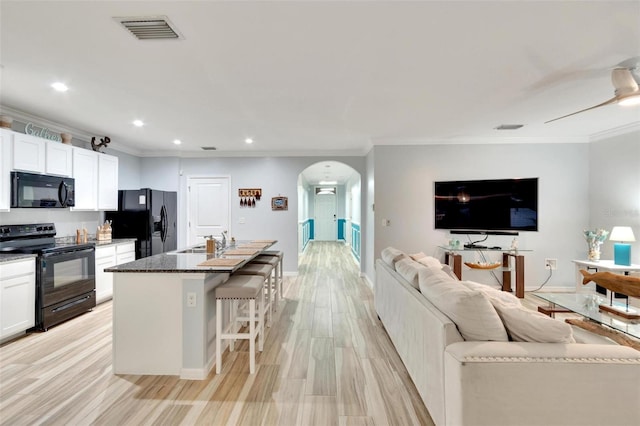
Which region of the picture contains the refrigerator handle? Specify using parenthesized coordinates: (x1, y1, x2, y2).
(160, 205, 167, 243)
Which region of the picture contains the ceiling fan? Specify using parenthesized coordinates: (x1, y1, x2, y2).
(545, 65, 640, 123)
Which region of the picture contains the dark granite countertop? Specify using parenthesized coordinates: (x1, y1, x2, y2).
(93, 238, 137, 248)
(0, 253, 37, 264)
(105, 240, 276, 273)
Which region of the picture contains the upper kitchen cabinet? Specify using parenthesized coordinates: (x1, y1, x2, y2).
(98, 154, 118, 210)
(72, 147, 118, 211)
(12, 133, 45, 173)
(72, 147, 98, 210)
(0, 130, 12, 211)
(45, 140, 73, 177)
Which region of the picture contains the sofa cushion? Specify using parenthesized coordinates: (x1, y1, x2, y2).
(395, 258, 427, 289)
(381, 247, 408, 269)
(491, 298, 575, 343)
(419, 279, 509, 342)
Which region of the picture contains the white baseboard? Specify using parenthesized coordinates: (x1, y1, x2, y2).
(361, 272, 374, 290)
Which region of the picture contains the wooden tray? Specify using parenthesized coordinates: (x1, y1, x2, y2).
(464, 261, 502, 270)
(223, 249, 260, 256)
(251, 239, 276, 244)
(197, 258, 244, 267)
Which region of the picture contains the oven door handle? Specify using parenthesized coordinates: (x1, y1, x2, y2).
(58, 181, 69, 207)
(42, 247, 95, 259)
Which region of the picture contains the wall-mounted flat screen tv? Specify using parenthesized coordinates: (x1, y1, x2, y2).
(434, 177, 538, 232)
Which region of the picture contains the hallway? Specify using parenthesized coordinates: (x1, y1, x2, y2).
(0, 241, 433, 425)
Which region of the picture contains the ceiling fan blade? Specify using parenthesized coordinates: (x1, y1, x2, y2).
(544, 96, 618, 124)
(612, 68, 639, 95)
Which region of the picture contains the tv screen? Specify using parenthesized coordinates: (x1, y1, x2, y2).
(434, 178, 538, 232)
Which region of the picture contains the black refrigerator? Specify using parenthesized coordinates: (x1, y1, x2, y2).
(105, 189, 177, 259)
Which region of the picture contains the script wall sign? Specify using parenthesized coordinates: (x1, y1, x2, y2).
(25, 122, 61, 142)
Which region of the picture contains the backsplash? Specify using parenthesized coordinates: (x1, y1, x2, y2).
(0, 210, 102, 239)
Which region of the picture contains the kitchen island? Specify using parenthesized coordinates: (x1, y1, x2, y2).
(106, 241, 275, 379)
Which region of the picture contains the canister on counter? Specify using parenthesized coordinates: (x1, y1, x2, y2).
(206, 237, 216, 254)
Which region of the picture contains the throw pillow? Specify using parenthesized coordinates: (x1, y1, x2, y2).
(460, 280, 521, 306)
(416, 256, 442, 269)
(419, 280, 509, 341)
(395, 258, 427, 290)
(417, 265, 455, 289)
(441, 264, 460, 281)
(409, 251, 427, 261)
(381, 247, 408, 269)
(490, 298, 575, 343)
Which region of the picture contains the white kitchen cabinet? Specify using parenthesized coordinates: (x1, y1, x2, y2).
(72, 147, 98, 210)
(45, 140, 73, 177)
(98, 154, 118, 210)
(95, 246, 116, 303)
(116, 242, 136, 265)
(0, 130, 12, 211)
(72, 147, 118, 211)
(12, 133, 45, 173)
(0, 258, 36, 340)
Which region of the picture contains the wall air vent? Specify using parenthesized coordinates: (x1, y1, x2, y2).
(494, 124, 524, 130)
(201, 146, 217, 151)
(116, 16, 182, 40)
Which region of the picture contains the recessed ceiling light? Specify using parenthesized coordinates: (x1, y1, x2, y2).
(319, 180, 337, 185)
(51, 82, 68, 92)
(173, 139, 181, 145)
(133, 119, 144, 127)
(245, 138, 253, 144)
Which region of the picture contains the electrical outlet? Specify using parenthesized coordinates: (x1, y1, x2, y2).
(187, 292, 197, 307)
(545, 258, 557, 270)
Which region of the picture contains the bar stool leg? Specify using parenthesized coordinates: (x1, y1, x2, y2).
(259, 286, 264, 351)
(249, 299, 256, 374)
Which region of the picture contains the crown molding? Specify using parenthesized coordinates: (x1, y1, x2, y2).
(589, 121, 640, 142)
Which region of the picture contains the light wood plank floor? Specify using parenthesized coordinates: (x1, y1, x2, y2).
(0, 242, 435, 426)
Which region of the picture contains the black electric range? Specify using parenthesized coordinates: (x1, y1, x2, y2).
(0, 223, 96, 330)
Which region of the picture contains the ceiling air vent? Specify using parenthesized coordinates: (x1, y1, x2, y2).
(494, 124, 524, 130)
(116, 16, 182, 40)
(201, 146, 217, 151)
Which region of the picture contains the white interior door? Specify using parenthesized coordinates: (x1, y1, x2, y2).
(314, 193, 337, 241)
(187, 177, 230, 246)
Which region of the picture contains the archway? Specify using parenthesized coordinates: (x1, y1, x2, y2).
(297, 161, 362, 264)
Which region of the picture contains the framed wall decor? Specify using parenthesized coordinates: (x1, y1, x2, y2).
(271, 196, 288, 211)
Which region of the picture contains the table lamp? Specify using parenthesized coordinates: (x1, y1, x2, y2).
(609, 226, 636, 266)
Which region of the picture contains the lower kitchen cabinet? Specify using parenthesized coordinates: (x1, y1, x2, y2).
(95, 246, 116, 303)
(95, 242, 136, 303)
(0, 258, 35, 340)
(116, 242, 136, 265)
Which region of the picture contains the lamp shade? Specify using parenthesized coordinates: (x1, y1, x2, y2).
(609, 226, 636, 242)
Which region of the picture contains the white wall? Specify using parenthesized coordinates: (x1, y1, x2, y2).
(135, 155, 366, 273)
(363, 148, 375, 285)
(373, 142, 590, 290)
(589, 130, 640, 264)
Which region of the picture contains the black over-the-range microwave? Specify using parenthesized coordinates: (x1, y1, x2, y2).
(11, 171, 76, 208)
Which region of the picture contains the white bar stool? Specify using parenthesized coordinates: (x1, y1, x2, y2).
(261, 250, 284, 301)
(215, 275, 265, 374)
(233, 263, 274, 325)
(250, 255, 281, 310)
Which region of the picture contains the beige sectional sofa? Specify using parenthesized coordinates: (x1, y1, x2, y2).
(375, 247, 640, 426)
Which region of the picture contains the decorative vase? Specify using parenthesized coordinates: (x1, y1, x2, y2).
(0, 115, 13, 129)
(587, 240, 602, 261)
(60, 133, 72, 144)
